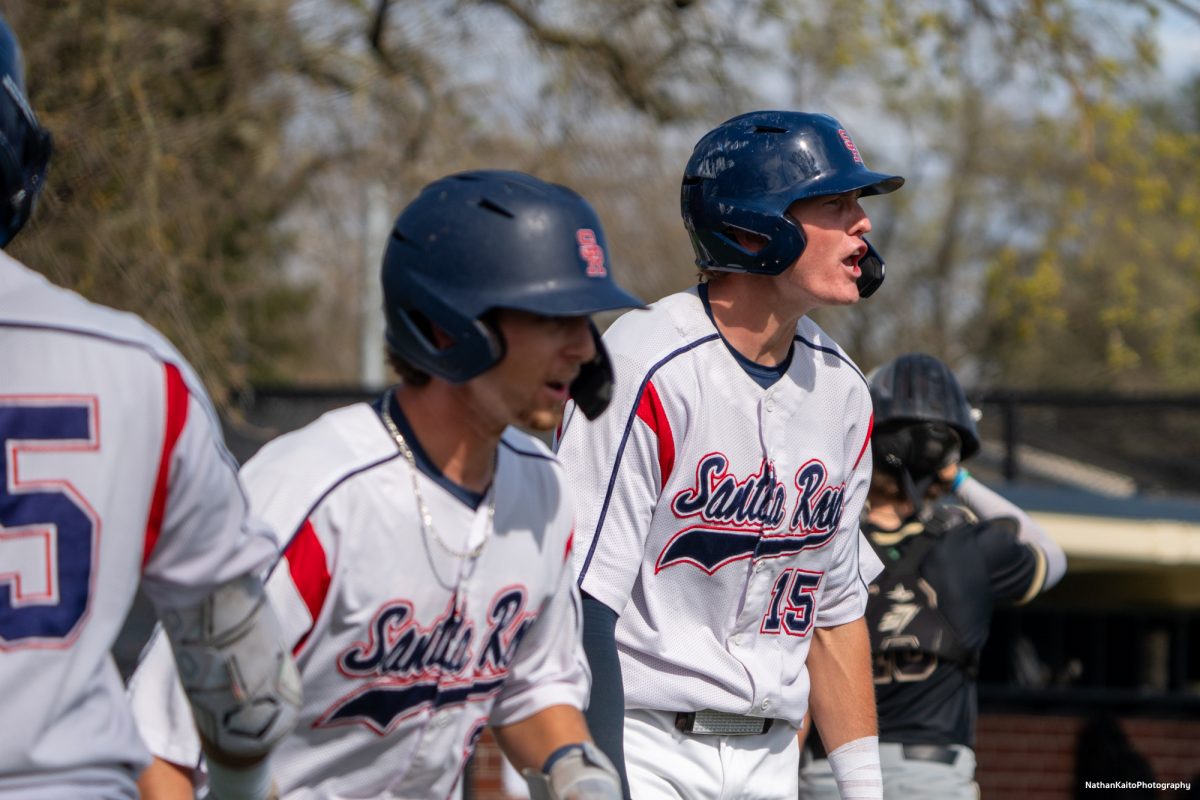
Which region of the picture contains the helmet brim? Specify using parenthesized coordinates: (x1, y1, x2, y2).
(487, 279, 646, 318)
(859, 172, 905, 196)
(803, 170, 905, 201)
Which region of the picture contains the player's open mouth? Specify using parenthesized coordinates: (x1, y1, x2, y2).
(843, 246, 866, 274)
(545, 380, 570, 400)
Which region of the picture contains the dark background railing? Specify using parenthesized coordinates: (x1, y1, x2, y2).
(971, 390, 1200, 496)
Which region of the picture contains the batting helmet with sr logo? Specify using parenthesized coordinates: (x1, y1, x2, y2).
(0, 16, 52, 248)
(681, 111, 903, 296)
(868, 353, 981, 510)
(382, 170, 644, 419)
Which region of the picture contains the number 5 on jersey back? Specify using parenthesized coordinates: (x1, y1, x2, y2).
(0, 398, 98, 647)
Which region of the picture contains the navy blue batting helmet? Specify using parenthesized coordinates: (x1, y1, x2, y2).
(0, 16, 51, 248)
(681, 111, 902, 296)
(382, 170, 643, 417)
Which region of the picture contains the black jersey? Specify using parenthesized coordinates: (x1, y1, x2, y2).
(865, 504, 1045, 747)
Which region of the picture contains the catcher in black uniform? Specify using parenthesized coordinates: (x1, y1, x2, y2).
(799, 353, 1067, 800)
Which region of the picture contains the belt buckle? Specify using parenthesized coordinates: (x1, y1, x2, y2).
(675, 710, 771, 736)
(900, 744, 958, 765)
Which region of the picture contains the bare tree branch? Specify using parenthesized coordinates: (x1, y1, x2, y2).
(479, 0, 684, 120)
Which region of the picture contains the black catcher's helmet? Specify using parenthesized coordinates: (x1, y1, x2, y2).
(382, 170, 643, 419)
(0, 16, 51, 248)
(681, 110, 903, 296)
(869, 353, 980, 508)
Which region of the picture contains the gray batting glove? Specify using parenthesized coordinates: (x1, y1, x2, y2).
(522, 742, 622, 800)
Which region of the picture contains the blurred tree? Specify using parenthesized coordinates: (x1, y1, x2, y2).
(6, 1, 323, 397)
(794, 0, 1175, 380)
(6, 0, 1195, 394)
(980, 85, 1200, 389)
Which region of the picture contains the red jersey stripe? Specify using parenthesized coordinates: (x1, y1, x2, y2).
(287, 518, 331, 655)
(635, 381, 676, 489)
(853, 413, 874, 471)
(142, 363, 190, 568)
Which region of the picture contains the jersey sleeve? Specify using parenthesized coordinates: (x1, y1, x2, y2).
(555, 347, 664, 616)
(975, 517, 1046, 605)
(126, 629, 203, 769)
(489, 541, 592, 727)
(857, 528, 884, 585)
(954, 473, 1066, 590)
(814, 392, 875, 628)
(139, 366, 278, 611)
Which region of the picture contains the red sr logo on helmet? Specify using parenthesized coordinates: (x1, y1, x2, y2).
(838, 130, 864, 165)
(576, 229, 607, 278)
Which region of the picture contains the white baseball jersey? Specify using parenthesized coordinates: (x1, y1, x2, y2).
(556, 286, 881, 728)
(130, 398, 590, 799)
(0, 253, 277, 799)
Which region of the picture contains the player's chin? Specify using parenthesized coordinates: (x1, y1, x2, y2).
(821, 285, 861, 307)
(521, 404, 566, 432)
(829, 274, 862, 305)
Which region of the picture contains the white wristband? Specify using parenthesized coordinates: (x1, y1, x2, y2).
(205, 757, 276, 800)
(826, 735, 882, 800)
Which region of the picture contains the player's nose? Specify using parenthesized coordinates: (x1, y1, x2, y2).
(849, 200, 872, 237)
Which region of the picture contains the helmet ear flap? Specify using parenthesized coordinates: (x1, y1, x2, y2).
(569, 321, 615, 421)
(682, 189, 808, 276)
(856, 240, 886, 298)
(384, 278, 504, 384)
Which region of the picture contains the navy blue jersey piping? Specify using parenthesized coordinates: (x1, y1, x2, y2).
(375, 391, 486, 509)
(1, 320, 178, 358)
(266, 448, 405, 579)
(578, 333, 721, 583)
(699, 283, 792, 389)
(794, 334, 867, 387)
(1, 319, 254, 505)
(501, 438, 557, 462)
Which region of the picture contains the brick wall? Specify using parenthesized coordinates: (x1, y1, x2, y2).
(976, 713, 1200, 799)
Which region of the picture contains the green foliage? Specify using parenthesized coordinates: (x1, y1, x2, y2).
(981, 97, 1200, 389)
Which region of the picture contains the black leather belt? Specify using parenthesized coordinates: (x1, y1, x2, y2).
(674, 711, 772, 736)
(901, 744, 958, 765)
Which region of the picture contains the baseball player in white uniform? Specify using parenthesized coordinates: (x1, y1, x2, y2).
(130, 171, 643, 800)
(0, 15, 300, 800)
(555, 111, 905, 800)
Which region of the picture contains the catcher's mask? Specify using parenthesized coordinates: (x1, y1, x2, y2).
(680, 110, 903, 296)
(0, 15, 51, 248)
(868, 353, 979, 514)
(382, 170, 643, 420)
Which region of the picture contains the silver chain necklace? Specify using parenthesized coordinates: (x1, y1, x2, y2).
(379, 397, 495, 560)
